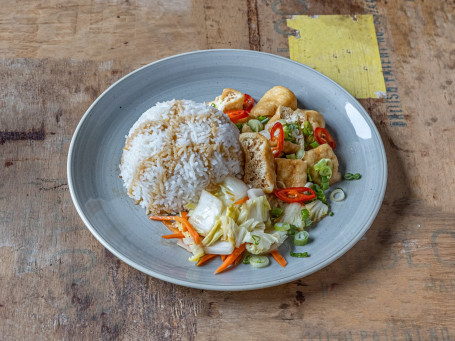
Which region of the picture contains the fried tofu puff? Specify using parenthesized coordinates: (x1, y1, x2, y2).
(207, 88, 244, 113)
(250, 86, 297, 118)
(275, 158, 308, 189)
(303, 144, 342, 185)
(239, 133, 276, 193)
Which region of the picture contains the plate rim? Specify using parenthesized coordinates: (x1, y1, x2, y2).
(67, 49, 387, 291)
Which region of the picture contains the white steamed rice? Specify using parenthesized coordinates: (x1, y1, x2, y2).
(120, 99, 244, 214)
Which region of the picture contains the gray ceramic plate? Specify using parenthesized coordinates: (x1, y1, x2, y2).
(68, 49, 387, 291)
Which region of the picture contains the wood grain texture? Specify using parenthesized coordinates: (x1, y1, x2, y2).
(1, 0, 455, 340)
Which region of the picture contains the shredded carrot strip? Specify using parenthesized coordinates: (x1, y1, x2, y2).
(181, 211, 188, 219)
(214, 244, 247, 274)
(233, 252, 244, 266)
(233, 196, 248, 205)
(197, 254, 217, 266)
(220, 255, 227, 261)
(270, 250, 287, 267)
(161, 233, 185, 239)
(150, 215, 201, 245)
(161, 221, 180, 234)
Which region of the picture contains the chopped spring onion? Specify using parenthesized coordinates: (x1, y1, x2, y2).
(330, 188, 346, 201)
(344, 173, 362, 180)
(329, 212, 334, 216)
(242, 254, 251, 264)
(321, 175, 330, 191)
(294, 231, 309, 246)
(249, 255, 270, 268)
(283, 123, 299, 143)
(296, 149, 305, 159)
(252, 235, 261, 245)
(303, 121, 313, 136)
(312, 183, 327, 203)
(258, 115, 267, 121)
(274, 222, 292, 232)
(314, 159, 333, 177)
(288, 224, 297, 235)
(270, 207, 284, 218)
(310, 141, 320, 148)
(247, 119, 263, 132)
(278, 119, 287, 126)
(290, 252, 309, 258)
(259, 117, 270, 124)
(307, 167, 313, 182)
(211, 103, 216, 107)
(286, 154, 296, 159)
(236, 123, 243, 132)
(300, 208, 312, 227)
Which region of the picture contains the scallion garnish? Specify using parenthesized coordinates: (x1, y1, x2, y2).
(247, 119, 263, 132)
(310, 141, 320, 148)
(290, 252, 309, 258)
(249, 255, 270, 268)
(252, 235, 261, 245)
(236, 123, 243, 132)
(307, 167, 313, 182)
(344, 173, 362, 180)
(321, 175, 330, 191)
(274, 222, 291, 232)
(302, 121, 313, 136)
(294, 231, 309, 246)
(329, 212, 334, 216)
(211, 103, 216, 107)
(258, 115, 267, 121)
(270, 207, 284, 218)
(242, 254, 251, 264)
(286, 154, 296, 159)
(330, 188, 346, 201)
(259, 117, 270, 124)
(300, 209, 312, 227)
(296, 149, 305, 159)
(312, 183, 327, 203)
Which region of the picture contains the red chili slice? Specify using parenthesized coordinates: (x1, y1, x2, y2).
(243, 94, 255, 112)
(226, 110, 249, 123)
(270, 122, 284, 158)
(314, 127, 336, 149)
(273, 187, 316, 203)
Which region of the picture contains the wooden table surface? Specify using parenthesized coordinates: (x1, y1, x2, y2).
(1, 0, 455, 340)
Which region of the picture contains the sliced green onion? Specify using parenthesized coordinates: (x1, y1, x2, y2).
(274, 222, 291, 232)
(344, 173, 362, 180)
(300, 209, 312, 227)
(310, 141, 320, 148)
(286, 154, 296, 159)
(236, 123, 243, 132)
(247, 119, 263, 132)
(294, 231, 309, 246)
(260, 117, 270, 124)
(321, 175, 330, 191)
(210, 103, 216, 107)
(303, 121, 313, 136)
(329, 212, 334, 216)
(242, 254, 251, 264)
(249, 255, 270, 268)
(307, 167, 313, 182)
(290, 252, 309, 258)
(252, 235, 261, 245)
(278, 119, 287, 125)
(312, 183, 327, 203)
(288, 224, 296, 235)
(330, 188, 346, 201)
(296, 149, 305, 159)
(270, 207, 284, 218)
(258, 115, 267, 121)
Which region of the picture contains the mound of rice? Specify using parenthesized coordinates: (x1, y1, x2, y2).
(120, 99, 244, 214)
